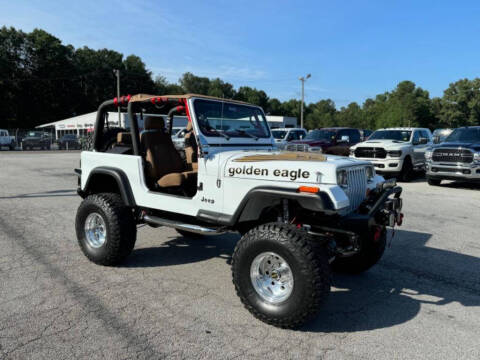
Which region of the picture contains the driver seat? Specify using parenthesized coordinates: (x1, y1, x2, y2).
(141, 117, 196, 189)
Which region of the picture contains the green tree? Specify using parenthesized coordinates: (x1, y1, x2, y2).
(122, 54, 155, 95)
(234, 86, 269, 109)
(440, 78, 480, 127)
(179, 72, 210, 94)
(305, 99, 337, 129)
(208, 78, 235, 98)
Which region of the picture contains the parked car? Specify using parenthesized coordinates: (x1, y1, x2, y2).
(21, 131, 51, 150)
(271, 128, 307, 149)
(432, 128, 453, 144)
(58, 134, 81, 150)
(350, 127, 433, 181)
(75, 93, 403, 329)
(288, 127, 362, 156)
(0, 129, 15, 150)
(360, 129, 373, 141)
(171, 126, 188, 150)
(426, 126, 480, 185)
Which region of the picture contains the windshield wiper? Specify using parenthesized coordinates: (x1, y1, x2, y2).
(233, 128, 259, 140)
(206, 126, 230, 140)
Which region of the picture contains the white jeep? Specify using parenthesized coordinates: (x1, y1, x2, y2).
(349, 127, 433, 181)
(75, 94, 403, 328)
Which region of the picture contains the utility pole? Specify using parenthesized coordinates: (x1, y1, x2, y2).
(113, 69, 121, 127)
(299, 74, 311, 129)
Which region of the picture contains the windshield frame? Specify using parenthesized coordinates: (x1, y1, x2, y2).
(368, 130, 413, 142)
(192, 98, 271, 140)
(444, 127, 480, 143)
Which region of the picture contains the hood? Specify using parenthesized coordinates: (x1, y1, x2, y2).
(352, 139, 410, 150)
(220, 150, 370, 185)
(432, 142, 480, 151)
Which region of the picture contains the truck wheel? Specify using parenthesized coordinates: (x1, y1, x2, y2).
(232, 222, 331, 328)
(399, 157, 413, 182)
(427, 178, 441, 186)
(332, 227, 386, 274)
(75, 193, 136, 265)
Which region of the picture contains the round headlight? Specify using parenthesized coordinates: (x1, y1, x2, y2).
(366, 166, 375, 181)
(474, 152, 480, 163)
(337, 170, 348, 187)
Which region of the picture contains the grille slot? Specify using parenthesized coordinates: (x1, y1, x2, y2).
(343, 167, 367, 213)
(354, 147, 387, 159)
(432, 148, 473, 163)
(285, 144, 309, 152)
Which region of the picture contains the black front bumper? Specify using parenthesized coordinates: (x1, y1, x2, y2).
(340, 181, 403, 234)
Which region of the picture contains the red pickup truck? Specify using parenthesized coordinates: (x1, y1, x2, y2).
(288, 127, 362, 156)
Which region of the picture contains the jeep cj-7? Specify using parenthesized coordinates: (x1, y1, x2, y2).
(75, 93, 403, 328)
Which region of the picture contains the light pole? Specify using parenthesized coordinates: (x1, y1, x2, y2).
(299, 73, 311, 129)
(113, 69, 121, 127)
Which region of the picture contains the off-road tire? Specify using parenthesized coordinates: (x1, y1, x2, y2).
(75, 193, 136, 265)
(176, 229, 204, 238)
(232, 222, 331, 328)
(399, 157, 413, 182)
(332, 227, 386, 274)
(427, 177, 441, 186)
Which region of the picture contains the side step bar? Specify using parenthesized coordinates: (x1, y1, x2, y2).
(142, 214, 227, 235)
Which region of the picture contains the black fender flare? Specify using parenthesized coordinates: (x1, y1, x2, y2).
(197, 186, 335, 226)
(83, 167, 136, 207)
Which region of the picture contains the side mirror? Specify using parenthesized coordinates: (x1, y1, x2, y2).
(433, 136, 440, 144)
(419, 137, 428, 145)
(338, 135, 350, 143)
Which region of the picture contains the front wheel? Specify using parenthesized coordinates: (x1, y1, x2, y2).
(75, 193, 137, 265)
(332, 227, 386, 274)
(427, 177, 441, 186)
(399, 157, 413, 182)
(232, 223, 331, 328)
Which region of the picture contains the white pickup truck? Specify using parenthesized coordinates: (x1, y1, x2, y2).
(0, 129, 16, 150)
(349, 127, 433, 181)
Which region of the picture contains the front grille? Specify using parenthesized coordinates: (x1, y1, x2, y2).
(432, 148, 473, 163)
(285, 143, 309, 152)
(354, 147, 387, 159)
(344, 167, 367, 213)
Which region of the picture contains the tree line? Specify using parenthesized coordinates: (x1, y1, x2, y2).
(1, 26, 479, 130)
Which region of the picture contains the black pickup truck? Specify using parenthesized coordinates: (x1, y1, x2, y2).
(21, 132, 51, 150)
(425, 126, 480, 185)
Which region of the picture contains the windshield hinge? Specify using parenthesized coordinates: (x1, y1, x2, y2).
(216, 179, 221, 188)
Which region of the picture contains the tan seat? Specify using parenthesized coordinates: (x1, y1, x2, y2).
(116, 132, 132, 146)
(141, 116, 196, 188)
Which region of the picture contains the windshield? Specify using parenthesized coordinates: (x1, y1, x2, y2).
(271, 130, 287, 139)
(305, 130, 335, 141)
(193, 99, 270, 138)
(369, 130, 412, 142)
(445, 128, 480, 143)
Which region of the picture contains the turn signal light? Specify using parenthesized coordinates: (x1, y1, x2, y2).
(298, 186, 319, 193)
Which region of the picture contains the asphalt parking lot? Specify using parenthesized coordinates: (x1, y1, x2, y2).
(0, 151, 479, 360)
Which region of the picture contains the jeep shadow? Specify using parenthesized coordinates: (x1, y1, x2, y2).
(303, 228, 480, 332)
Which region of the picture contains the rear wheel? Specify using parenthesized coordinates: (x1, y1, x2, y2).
(75, 193, 136, 265)
(232, 222, 331, 328)
(427, 177, 441, 186)
(399, 157, 413, 182)
(332, 227, 386, 274)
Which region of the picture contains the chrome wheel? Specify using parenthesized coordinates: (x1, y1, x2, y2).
(250, 252, 294, 304)
(84, 213, 107, 248)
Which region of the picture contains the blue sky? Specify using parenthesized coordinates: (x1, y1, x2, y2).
(1, 0, 480, 107)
